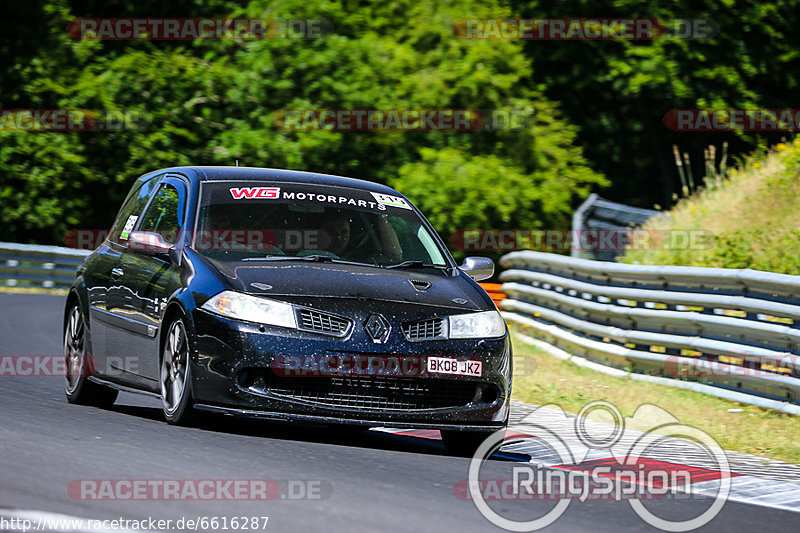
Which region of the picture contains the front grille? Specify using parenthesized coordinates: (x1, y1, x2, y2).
(257, 373, 482, 410)
(297, 309, 350, 336)
(402, 318, 445, 340)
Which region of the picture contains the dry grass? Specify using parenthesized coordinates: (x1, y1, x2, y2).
(0, 286, 68, 295)
(620, 138, 800, 273)
(510, 327, 800, 463)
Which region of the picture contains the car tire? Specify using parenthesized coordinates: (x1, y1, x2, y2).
(441, 429, 505, 457)
(160, 315, 195, 425)
(64, 302, 119, 408)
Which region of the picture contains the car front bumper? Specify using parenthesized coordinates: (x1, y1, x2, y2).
(189, 306, 512, 430)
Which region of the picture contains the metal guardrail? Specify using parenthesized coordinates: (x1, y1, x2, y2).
(0, 242, 90, 289)
(571, 193, 660, 261)
(499, 250, 800, 406)
(3, 240, 799, 407)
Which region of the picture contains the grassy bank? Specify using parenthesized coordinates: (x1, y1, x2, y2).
(510, 327, 799, 463)
(620, 138, 800, 273)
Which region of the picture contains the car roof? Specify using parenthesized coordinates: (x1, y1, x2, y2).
(147, 166, 402, 195)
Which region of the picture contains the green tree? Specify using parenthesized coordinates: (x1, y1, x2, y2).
(510, 0, 800, 207)
(0, 0, 606, 248)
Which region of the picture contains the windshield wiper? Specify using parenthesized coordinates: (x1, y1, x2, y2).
(243, 255, 379, 268)
(243, 254, 333, 262)
(384, 260, 449, 270)
(245, 255, 436, 270)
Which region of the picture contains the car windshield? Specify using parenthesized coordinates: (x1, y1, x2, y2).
(193, 180, 449, 268)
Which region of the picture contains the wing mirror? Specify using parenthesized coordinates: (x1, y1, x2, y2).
(128, 231, 174, 256)
(460, 256, 494, 281)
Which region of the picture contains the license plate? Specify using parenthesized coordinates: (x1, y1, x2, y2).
(427, 357, 482, 377)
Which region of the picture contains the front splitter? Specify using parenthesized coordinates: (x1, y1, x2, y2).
(193, 403, 507, 432)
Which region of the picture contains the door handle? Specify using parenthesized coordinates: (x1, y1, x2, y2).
(111, 267, 124, 279)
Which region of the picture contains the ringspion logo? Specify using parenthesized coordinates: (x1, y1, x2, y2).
(466, 401, 732, 531)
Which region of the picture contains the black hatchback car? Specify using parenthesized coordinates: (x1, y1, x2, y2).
(64, 166, 511, 454)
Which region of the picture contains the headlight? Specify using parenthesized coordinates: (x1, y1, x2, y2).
(448, 310, 506, 339)
(201, 291, 297, 329)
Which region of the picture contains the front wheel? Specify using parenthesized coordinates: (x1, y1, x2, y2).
(160, 316, 195, 425)
(64, 303, 118, 408)
(441, 429, 505, 457)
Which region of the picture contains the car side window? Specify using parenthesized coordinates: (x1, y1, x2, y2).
(138, 184, 182, 244)
(109, 176, 162, 244)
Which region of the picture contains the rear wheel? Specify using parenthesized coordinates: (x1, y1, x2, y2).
(160, 316, 195, 425)
(441, 429, 505, 457)
(64, 303, 118, 408)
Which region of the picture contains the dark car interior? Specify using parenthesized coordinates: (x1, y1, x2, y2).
(195, 202, 419, 265)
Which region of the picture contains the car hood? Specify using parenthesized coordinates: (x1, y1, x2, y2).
(204, 259, 487, 311)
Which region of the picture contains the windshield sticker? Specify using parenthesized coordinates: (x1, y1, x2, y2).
(119, 215, 138, 240)
(223, 185, 408, 212)
(370, 192, 412, 210)
(230, 186, 281, 199)
(280, 191, 387, 210)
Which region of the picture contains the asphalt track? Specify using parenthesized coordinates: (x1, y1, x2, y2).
(1, 292, 798, 532)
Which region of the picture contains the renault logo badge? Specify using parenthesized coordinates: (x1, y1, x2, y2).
(365, 314, 390, 343)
